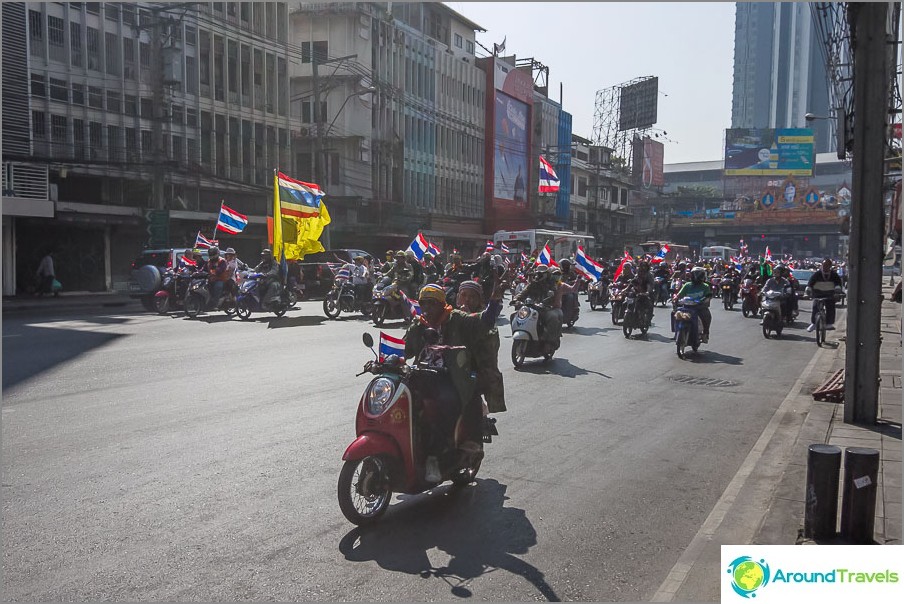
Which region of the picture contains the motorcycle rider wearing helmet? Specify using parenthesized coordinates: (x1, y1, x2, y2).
(204, 246, 230, 307)
(385, 250, 416, 298)
(761, 264, 794, 324)
(223, 247, 248, 296)
(253, 248, 282, 304)
(674, 266, 714, 343)
(630, 261, 656, 320)
(381, 250, 395, 273)
(514, 264, 563, 348)
(404, 278, 505, 483)
(423, 252, 441, 284)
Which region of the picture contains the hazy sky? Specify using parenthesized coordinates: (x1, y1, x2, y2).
(449, 2, 737, 165)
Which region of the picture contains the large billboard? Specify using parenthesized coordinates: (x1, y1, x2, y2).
(494, 92, 530, 203)
(619, 77, 658, 131)
(724, 128, 815, 176)
(632, 136, 665, 188)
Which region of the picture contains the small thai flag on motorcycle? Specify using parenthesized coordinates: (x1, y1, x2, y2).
(500, 241, 510, 253)
(378, 332, 406, 362)
(485, 240, 495, 253)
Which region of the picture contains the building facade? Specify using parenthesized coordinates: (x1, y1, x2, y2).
(2, 2, 299, 295)
(731, 2, 834, 153)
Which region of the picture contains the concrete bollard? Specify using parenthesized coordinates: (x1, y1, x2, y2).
(804, 444, 842, 540)
(840, 447, 880, 544)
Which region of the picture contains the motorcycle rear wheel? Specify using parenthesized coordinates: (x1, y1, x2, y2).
(323, 295, 341, 319)
(589, 295, 598, 311)
(511, 340, 527, 368)
(236, 299, 253, 321)
(762, 319, 771, 339)
(153, 294, 170, 315)
(222, 296, 237, 316)
(272, 303, 287, 318)
(338, 457, 392, 526)
(184, 294, 202, 318)
(676, 328, 688, 359)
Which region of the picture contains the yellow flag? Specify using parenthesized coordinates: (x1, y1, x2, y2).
(272, 170, 282, 261)
(283, 201, 332, 260)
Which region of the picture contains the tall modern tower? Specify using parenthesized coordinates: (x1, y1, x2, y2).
(731, 3, 833, 153)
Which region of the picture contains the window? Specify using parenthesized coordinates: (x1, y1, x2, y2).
(86, 26, 100, 70)
(186, 107, 197, 127)
(140, 98, 153, 118)
(88, 86, 103, 109)
(171, 104, 183, 125)
(122, 4, 135, 25)
(227, 40, 238, 94)
(185, 56, 197, 95)
(454, 33, 462, 48)
(301, 40, 328, 63)
(73, 118, 85, 159)
(105, 32, 120, 75)
(227, 3, 236, 17)
(107, 125, 121, 160)
(185, 26, 196, 46)
(578, 177, 587, 197)
(49, 78, 68, 102)
(466, 40, 474, 54)
(106, 91, 121, 113)
(213, 35, 225, 101)
(48, 16, 65, 62)
(89, 122, 104, 157)
(104, 3, 118, 21)
(29, 10, 44, 58)
(70, 22, 82, 66)
(187, 138, 197, 165)
(213, 2, 224, 13)
(30, 73, 46, 97)
(123, 37, 136, 80)
(71, 83, 85, 105)
(124, 94, 137, 116)
(32, 111, 46, 139)
(141, 130, 152, 155)
(172, 135, 183, 163)
(199, 31, 210, 86)
(85, 3, 100, 15)
(241, 2, 250, 22)
(125, 128, 137, 160)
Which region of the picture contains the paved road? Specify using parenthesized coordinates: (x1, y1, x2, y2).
(2, 295, 832, 601)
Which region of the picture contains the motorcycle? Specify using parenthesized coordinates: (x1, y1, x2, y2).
(510, 298, 558, 367)
(235, 272, 291, 320)
(622, 289, 653, 339)
(184, 273, 237, 319)
(653, 276, 670, 307)
(588, 279, 609, 311)
(323, 276, 373, 319)
(152, 267, 193, 314)
(337, 333, 485, 525)
(561, 289, 580, 329)
(721, 277, 738, 310)
(710, 275, 722, 298)
(760, 289, 785, 338)
(609, 284, 628, 325)
(740, 278, 760, 318)
(371, 278, 414, 327)
(673, 296, 706, 359)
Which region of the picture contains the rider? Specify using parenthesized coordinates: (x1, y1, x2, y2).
(631, 260, 656, 320)
(423, 252, 441, 284)
(252, 248, 281, 304)
(385, 250, 416, 298)
(806, 258, 844, 332)
(406, 250, 426, 290)
(204, 246, 229, 307)
(350, 255, 372, 302)
(223, 247, 248, 296)
(761, 264, 794, 323)
(404, 279, 505, 483)
(674, 266, 713, 343)
(514, 264, 562, 349)
(557, 258, 581, 318)
(380, 250, 395, 274)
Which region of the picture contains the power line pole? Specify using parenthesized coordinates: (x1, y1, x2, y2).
(844, 2, 892, 424)
(150, 10, 165, 211)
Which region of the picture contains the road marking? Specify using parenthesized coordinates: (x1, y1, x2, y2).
(2, 334, 23, 338)
(650, 343, 827, 602)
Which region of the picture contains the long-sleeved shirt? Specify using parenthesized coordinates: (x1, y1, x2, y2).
(807, 270, 844, 298)
(36, 254, 54, 278)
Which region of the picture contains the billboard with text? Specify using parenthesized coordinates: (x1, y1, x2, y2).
(724, 128, 815, 176)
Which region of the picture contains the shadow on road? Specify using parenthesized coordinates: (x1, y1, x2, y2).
(684, 350, 744, 365)
(769, 332, 812, 342)
(195, 314, 236, 324)
(266, 315, 327, 329)
(568, 325, 608, 336)
(515, 357, 611, 379)
(337, 478, 560, 601)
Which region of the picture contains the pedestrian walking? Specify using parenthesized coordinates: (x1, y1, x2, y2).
(35, 249, 56, 297)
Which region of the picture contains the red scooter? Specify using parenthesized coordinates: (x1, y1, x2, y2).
(740, 278, 760, 318)
(337, 332, 485, 526)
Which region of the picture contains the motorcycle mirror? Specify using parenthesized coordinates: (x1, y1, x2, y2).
(362, 332, 374, 348)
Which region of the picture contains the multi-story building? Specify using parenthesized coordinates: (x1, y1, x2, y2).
(288, 2, 489, 256)
(731, 2, 834, 153)
(2, 2, 298, 296)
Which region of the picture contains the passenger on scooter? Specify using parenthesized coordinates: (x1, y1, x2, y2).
(674, 266, 713, 343)
(224, 247, 247, 296)
(204, 246, 229, 306)
(404, 280, 505, 482)
(253, 248, 281, 304)
(351, 255, 372, 302)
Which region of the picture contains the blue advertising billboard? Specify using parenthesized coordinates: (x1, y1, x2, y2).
(493, 91, 529, 205)
(724, 128, 815, 176)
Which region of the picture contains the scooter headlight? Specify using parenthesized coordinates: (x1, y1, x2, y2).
(516, 306, 531, 320)
(366, 377, 396, 415)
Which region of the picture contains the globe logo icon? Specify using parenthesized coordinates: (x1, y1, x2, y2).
(727, 556, 770, 598)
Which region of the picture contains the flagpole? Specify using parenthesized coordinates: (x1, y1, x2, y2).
(214, 200, 223, 244)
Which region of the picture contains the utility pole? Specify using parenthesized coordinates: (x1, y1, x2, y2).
(844, 2, 891, 424)
(150, 10, 165, 211)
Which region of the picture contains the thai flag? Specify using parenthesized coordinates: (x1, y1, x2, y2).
(613, 251, 634, 281)
(651, 244, 670, 264)
(500, 242, 510, 253)
(195, 231, 218, 250)
(427, 242, 441, 256)
(535, 243, 558, 267)
(407, 232, 429, 261)
(521, 252, 529, 264)
(538, 155, 560, 193)
(764, 246, 772, 261)
(400, 291, 421, 318)
(179, 254, 197, 268)
(486, 240, 495, 253)
(574, 246, 603, 282)
(378, 331, 406, 362)
(216, 203, 249, 234)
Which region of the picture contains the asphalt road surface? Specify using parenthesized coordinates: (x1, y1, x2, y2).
(2, 295, 831, 601)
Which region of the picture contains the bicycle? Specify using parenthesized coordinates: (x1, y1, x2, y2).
(812, 295, 839, 347)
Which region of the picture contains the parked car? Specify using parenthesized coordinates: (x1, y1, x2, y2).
(296, 249, 375, 299)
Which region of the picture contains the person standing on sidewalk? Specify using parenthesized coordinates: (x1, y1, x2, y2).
(806, 258, 844, 331)
(35, 250, 56, 297)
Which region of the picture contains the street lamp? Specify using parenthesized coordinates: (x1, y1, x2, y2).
(324, 87, 377, 138)
(805, 109, 847, 160)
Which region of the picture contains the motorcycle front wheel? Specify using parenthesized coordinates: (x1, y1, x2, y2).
(323, 294, 341, 319)
(511, 340, 527, 368)
(372, 303, 386, 326)
(623, 313, 634, 338)
(222, 295, 237, 316)
(236, 298, 253, 321)
(676, 328, 688, 359)
(589, 294, 598, 311)
(338, 457, 392, 526)
(184, 294, 203, 318)
(724, 296, 731, 311)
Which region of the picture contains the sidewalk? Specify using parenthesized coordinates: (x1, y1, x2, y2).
(1, 291, 142, 314)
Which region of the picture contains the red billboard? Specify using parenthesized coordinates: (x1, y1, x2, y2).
(632, 136, 665, 188)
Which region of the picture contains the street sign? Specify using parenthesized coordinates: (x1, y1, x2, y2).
(146, 209, 169, 247)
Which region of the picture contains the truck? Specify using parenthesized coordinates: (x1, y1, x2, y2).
(492, 229, 595, 262)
